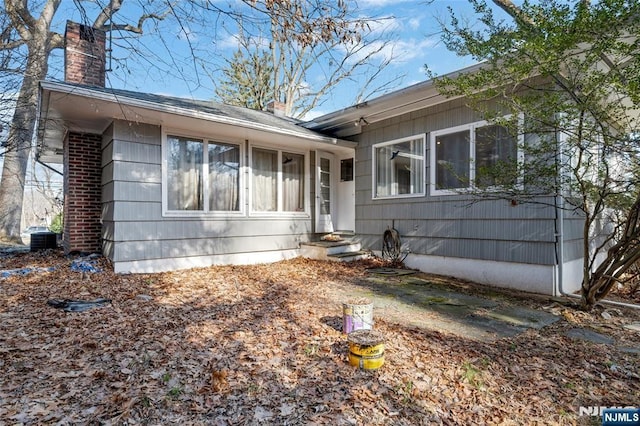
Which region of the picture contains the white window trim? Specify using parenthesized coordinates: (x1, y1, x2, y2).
(248, 143, 311, 218)
(161, 129, 246, 217)
(429, 116, 524, 196)
(371, 134, 427, 200)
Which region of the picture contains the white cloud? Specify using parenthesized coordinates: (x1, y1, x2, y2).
(216, 33, 269, 50)
(217, 34, 240, 50)
(344, 36, 438, 66)
(363, 15, 402, 35)
(301, 109, 328, 121)
(178, 26, 198, 42)
(408, 17, 421, 30)
(394, 37, 439, 62)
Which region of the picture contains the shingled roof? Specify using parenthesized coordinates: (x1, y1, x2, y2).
(37, 80, 350, 163)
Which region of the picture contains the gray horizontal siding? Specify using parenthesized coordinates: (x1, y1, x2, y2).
(112, 139, 161, 163)
(100, 119, 315, 267)
(101, 123, 116, 238)
(360, 233, 555, 265)
(111, 121, 161, 146)
(103, 201, 163, 221)
(356, 198, 556, 221)
(111, 233, 306, 262)
(562, 211, 587, 262)
(351, 98, 569, 266)
(358, 218, 555, 242)
(108, 161, 161, 183)
(103, 181, 161, 202)
(105, 218, 312, 241)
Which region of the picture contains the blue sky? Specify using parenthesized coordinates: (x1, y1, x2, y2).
(45, 0, 502, 118)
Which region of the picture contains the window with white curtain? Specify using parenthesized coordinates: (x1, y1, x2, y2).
(167, 136, 204, 211)
(252, 148, 278, 211)
(282, 152, 305, 212)
(430, 119, 519, 195)
(208, 142, 240, 211)
(251, 147, 306, 213)
(373, 135, 425, 199)
(166, 135, 240, 213)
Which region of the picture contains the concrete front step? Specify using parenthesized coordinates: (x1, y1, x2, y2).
(300, 238, 369, 262)
(327, 250, 371, 262)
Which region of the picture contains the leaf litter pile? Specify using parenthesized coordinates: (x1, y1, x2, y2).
(1, 249, 639, 425)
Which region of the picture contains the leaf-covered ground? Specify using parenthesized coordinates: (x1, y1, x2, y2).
(1, 250, 639, 425)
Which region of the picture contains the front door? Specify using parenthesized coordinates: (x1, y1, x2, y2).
(315, 151, 334, 233)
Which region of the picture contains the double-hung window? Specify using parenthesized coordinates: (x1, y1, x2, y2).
(251, 147, 306, 214)
(165, 135, 241, 214)
(372, 135, 425, 199)
(430, 119, 519, 195)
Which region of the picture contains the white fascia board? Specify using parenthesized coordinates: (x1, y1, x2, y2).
(39, 81, 355, 148)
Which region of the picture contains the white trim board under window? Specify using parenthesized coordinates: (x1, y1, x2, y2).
(372, 134, 426, 199)
(162, 131, 245, 217)
(429, 117, 523, 196)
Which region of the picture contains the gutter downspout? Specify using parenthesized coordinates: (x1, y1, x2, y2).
(33, 83, 63, 177)
(554, 119, 640, 310)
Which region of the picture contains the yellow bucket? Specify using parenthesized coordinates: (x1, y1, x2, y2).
(348, 329, 385, 370)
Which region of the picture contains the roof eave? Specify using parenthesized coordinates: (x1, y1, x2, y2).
(38, 81, 354, 148)
(303, 62, 485, 134)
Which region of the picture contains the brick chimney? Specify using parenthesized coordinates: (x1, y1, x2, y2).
(62, 21, 106, 254)
(267, 100, 288, 117)
(64, 21, 106, 87)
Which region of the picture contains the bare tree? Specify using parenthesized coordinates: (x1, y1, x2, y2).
(0, 0, 169, 243)
(213, 0, 402, 118)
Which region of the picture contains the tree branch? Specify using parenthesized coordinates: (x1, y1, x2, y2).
(491, 0, 536, 27)
(0, 39, 25, 50)
(93, 1, 168, 34)
(48, 32, 64, 50)
(4, 0, 37, 41)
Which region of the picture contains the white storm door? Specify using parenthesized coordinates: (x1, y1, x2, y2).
(316, 151, 334, 233)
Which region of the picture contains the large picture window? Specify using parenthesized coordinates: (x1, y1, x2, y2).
(430, 120, 519, 195)
(373, 135, 425, 199)
(251, 147, 306, 213)
(166, 135, 240, 213)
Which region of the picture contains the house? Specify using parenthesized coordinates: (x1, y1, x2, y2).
(302, 80, 587, 296)
(36, 21, 586, 295)
(37, 21, 357, 273)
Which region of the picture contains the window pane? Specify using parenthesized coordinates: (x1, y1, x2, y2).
(340, 158, 354, 182)
(167, 136, 203, 210)
(375, 137, 424, 197)
(209, 142, 240, 211)
(283, 152, 305, 212)
(320, 157, 331, 214)
(252, 148, 277, 211)
(435, 130, 470, 190)
(475, 125, 518, 187)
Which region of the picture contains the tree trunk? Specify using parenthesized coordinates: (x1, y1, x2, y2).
(0, 39, 49, 242)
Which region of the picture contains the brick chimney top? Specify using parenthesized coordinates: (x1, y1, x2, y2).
(64, 21, 106, 87)
(267, 100, 288, 117)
